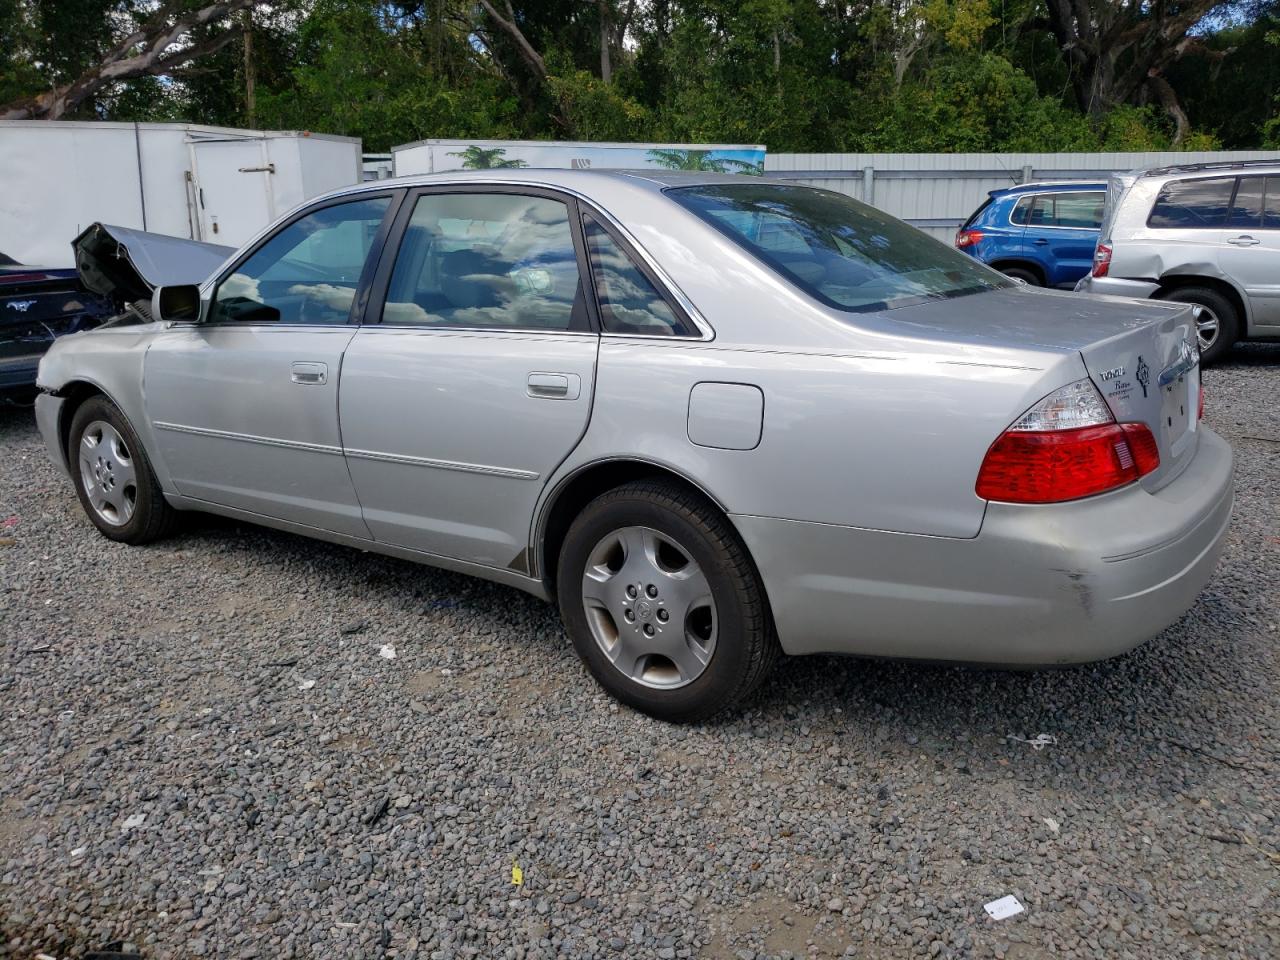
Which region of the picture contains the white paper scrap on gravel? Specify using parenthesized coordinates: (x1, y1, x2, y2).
(378, 644, 397, 660)
(984, 895, 1025, 920)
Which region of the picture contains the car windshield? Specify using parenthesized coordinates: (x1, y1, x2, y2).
(668, 183, 1010, 312)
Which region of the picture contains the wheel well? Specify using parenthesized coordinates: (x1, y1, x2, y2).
(989, 260, 1045, 284)
(1154, 276, 1246, 325)
(54, 381, 104, 466)
(538, 460, 727, 595)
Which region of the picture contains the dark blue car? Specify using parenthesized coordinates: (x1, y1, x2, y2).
(954, 182, 1106, 288)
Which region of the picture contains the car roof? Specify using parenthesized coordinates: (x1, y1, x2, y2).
(989, 181, 1106, 198)
(1138, 159, 1280, 178)
(356, 167, 750, 192)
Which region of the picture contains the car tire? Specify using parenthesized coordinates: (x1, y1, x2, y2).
(1158, 287, 1239, 365)
(999, 266, 1041, 286)
(68, 395, 176, 545)
(556, 480, 779, 723)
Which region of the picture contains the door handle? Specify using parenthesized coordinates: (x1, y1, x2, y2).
(527, 372, 581, 400)
(1227, 235, 1260, 246)
(291, 361, 328, 385)
(1033, 238, 1050, 245)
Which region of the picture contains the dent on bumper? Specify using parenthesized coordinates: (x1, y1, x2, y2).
(735, 427, 1234, 664)
(1075, 275, 1160, 299)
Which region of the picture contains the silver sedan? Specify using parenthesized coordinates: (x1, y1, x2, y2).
(35, 171, 1233, 721)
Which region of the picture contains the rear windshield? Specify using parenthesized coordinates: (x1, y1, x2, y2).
(668, 183, 1009, 312)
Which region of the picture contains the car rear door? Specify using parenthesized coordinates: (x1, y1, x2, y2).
(1025, 191, 1104, 286)
(1217, 174, 1280, 329)
(337, 187, 599, 571)
(143, 192, 401, 536)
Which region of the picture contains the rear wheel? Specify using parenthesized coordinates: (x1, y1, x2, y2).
(556, 481, 778, 722)
(69, 396, 175, 544)
(998, 265, 1041, 286)
(1159, 286, 1239, 365)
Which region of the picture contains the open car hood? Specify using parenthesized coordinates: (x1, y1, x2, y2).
(72, 223, 233, 306)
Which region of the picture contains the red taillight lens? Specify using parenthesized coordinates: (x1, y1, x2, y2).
(1198, 385, 1205, 420)
(1091, 243, 1112, 278)
(955, 229, 983, 249)
(976, 423, 1160, 503)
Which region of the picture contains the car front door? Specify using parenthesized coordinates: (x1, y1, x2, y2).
(337, 188, 598, 571)
(1025, 191, 1104, 287)
(143, 192, 400, 537)
(1218, 174, 1280, 328)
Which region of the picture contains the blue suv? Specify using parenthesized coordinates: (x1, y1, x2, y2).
(955, 182, 1106, 288)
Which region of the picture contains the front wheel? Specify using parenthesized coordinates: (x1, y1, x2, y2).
(68, 395, 175, 544)
(556, 481, 778, 722)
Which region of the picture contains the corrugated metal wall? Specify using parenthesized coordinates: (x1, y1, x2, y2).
(764, 151, 1280, 240)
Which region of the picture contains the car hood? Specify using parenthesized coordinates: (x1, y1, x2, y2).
(72, 223, 233, 306)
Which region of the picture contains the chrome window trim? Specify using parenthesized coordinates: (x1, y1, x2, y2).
(216, 176, 716, 342)
(1007, 191, 1105, 231)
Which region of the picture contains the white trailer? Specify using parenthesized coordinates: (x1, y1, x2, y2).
(392, 138, 766, 177)
(0, 121, 362, 267)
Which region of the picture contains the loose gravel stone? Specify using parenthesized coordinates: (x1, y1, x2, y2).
(1, 346, 1278, 959)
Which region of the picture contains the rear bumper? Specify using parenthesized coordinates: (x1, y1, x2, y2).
(1074, 275, 1160, 299)
(34, 392, 69, 477)
(734, 427, 1233, 664)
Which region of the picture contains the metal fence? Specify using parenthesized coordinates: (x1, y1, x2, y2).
(764, 151, 1280, 241)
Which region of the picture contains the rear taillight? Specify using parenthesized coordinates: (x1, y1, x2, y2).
(955, 229, 983, 249)
(1198, 384, 1205, 420)
(976, 380, 1160, 504)
(1091, 243, 1112, 278)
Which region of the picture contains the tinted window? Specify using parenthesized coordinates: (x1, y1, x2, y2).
(1266, 177, 1280, 230)
(381, 193, 584, 330)
(669, 183, 1008, 312)
(1227, 177, 1263, 228)
(211, 197, 389, 325)
(1009, 196, 1032, 226)
(583, 215, 693, 336)
(1148, 177, 1235, 229)
(1026, 193, 1103, 228)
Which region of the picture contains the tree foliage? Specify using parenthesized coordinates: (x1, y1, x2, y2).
(2, 0, 1275, 150)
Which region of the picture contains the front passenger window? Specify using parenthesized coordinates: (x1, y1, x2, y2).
(210, 196, 391, 325)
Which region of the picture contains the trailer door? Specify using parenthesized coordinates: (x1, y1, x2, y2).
(190, 139, 275, 246)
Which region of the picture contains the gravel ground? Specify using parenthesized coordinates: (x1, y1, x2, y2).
(1, 347, 1277, 960)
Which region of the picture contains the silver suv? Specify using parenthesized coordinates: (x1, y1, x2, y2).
(1076, 160, 1280, 363)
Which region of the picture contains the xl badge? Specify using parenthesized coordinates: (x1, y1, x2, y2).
(1135, 356, 1150, 398)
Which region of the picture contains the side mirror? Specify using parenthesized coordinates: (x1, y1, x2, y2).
(151, 284, 203, 323)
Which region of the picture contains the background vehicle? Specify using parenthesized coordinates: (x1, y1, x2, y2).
(1076, 160, 1280, 363)
(1, 256, 113, 399)
(955, 182, 1105, 287)
(35, 172, 1231, 722)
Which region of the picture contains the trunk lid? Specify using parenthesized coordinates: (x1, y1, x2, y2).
(881, 286, 1201, 490)
(1077, 301, 1201, 491)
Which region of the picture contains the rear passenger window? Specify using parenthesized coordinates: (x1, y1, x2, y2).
(1228, 177, 1264, 228)
(380, 193, 586, 331)
(1147, 177, 1235, 229)
(583, 214, 694, 337)
(1264, 177, 1280, 229)
(1027, 193, 1103, 228)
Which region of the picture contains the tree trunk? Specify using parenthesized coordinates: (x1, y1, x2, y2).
(599, 0, 612, 83)
(243, 8, 256, 127)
